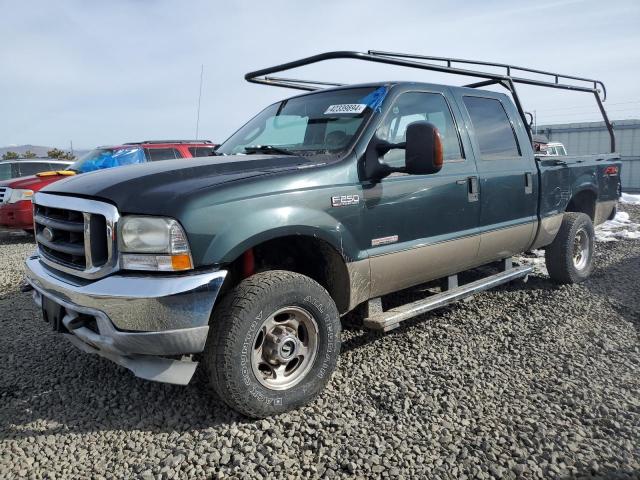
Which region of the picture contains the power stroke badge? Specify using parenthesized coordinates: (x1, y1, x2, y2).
(331, 194, 360, 207)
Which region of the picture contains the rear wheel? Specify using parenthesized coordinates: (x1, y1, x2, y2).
(204, 270, 341, 418)
(545, 212, 595, 284)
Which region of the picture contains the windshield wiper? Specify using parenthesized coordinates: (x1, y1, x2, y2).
(243, 145, 295, 156)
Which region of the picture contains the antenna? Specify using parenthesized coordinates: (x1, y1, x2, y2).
(195, 64, 204, 140)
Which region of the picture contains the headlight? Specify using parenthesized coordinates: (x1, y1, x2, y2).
(8, 189, 34, 204)
(119, 216, 193, 272)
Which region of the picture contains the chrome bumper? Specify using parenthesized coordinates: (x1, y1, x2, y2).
(25, 254, 227, 385)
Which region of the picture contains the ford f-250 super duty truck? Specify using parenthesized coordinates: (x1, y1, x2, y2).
(24, 51, 621, 418)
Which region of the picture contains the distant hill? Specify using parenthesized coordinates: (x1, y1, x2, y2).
(0, 145, 90, 158)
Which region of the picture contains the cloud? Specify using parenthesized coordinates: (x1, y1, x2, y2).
(1, 0, 639, 147)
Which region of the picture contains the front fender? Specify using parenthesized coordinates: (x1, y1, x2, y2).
(195, 205, 362, 266)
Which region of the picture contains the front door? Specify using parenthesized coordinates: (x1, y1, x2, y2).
(362, 88, 481, 297)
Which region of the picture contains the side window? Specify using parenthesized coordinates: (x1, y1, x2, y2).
(0, 163, 11, 180)
(188, 146, 217, 157)
(145, 148, 180, 161)
(18, 162, 49, 176)
(376, 92, 463, 169)
(462, 96, 521, 160)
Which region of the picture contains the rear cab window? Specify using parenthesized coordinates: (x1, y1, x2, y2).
(462, 96, 521, 160)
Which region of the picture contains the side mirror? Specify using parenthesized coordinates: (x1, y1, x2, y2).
(363, 121, 444, 180)
(405, 121, 444, 175)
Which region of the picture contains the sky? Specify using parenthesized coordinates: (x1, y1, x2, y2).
(2, 0, 639, 149)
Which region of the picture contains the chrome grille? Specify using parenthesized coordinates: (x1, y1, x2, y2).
(34, 205, 88, 269)
(33, 193, 120, 279)
(0, 187, 10, 204)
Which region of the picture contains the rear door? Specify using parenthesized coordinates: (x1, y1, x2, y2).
(454, 93, 537, 262)
(364, 87, 481, 297)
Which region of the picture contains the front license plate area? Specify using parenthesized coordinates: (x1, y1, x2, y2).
(42, 296, 67, 333)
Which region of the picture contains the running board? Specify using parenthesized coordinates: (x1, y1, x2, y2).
(363, 264, 533, 332)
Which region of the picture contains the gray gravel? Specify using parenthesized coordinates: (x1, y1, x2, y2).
(1, 208, 639, 480)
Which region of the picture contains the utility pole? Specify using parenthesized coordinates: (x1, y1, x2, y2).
(195, 64, 204, 140)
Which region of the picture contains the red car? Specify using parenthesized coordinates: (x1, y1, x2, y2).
(0, 140, 216, 231)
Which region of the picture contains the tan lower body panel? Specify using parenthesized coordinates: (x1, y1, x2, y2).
(369, 235, 479, 298)
(367, 222, 536, 300)
(530, 213, 563, 250)
(594, 200, 616, 226)
(477, 222, 536, 264)
(346, 259, 371, 311)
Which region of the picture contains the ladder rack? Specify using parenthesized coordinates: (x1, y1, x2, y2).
(244, 50, 615, 152)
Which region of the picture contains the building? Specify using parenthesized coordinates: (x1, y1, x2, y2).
(537, 119, 640, 192)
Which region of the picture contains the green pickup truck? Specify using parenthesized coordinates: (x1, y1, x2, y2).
(24, 51, 621, 417)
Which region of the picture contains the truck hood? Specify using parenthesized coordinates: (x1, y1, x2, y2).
(0, 174, 68, 190)
(41, 154, 311, 214)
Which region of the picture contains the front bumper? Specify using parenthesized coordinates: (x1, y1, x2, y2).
(0, 200, 33, 229)
(25, 254, 227, 385)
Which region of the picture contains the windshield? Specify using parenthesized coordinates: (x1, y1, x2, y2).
(69, 147, 146, 173)
(216, 86, 385, 161)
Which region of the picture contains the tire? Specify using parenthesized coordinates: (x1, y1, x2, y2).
(545, 212, 595, 284)
(204, 270, 341, 418)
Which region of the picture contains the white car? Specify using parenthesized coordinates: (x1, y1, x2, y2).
(544, 142, 568, 156)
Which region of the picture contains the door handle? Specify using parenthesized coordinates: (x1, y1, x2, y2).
(467, 176, 479, 202)
(524, 172, 533, 194)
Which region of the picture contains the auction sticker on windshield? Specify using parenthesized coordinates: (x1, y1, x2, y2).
(324, 104, 367, 115)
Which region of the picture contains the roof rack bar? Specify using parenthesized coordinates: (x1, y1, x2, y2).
(595, 91, 616, 152)
(250, 76, 346, 92)
(264, 77, 345, 87)
(245, 51, 512, 89)
(123, 140, 215, 145)
(244, 50, 614, 153)
(465, 79, 501, 89)
(368, 50, 607, 101)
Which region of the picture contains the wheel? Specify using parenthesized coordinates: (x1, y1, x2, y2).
(545, 212, 595, 284)
(204, 270, 341, 418)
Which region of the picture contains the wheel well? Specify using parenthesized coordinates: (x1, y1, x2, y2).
(222, 236, 351, 314)
(566, 190, 596, 221)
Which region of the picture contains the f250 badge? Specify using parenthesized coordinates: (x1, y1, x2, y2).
(331, 194, 360, 207)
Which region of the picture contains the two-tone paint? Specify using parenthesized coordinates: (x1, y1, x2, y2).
(42, 81, 622, 316)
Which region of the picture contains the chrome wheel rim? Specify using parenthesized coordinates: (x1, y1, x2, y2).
(251, 306, 318, 390)
(573, 227, 590, 270)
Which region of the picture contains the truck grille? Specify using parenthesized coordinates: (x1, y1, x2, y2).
(0, 187, 10, 204)
(33, 193, 119, 279)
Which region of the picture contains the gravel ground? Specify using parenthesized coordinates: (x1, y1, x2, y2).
(1, 208, 639, 480)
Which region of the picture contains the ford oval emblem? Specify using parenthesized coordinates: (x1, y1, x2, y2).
(42, 227, 54, 242)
